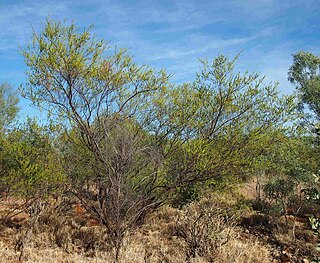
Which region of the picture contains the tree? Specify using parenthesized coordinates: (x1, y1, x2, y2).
(0, 82, 19, 134)
(147, 55, 296, 194)
(0, 119, 64, 209)
(21, 19, 296, 260)
(21, 19, 169, 260)
(288, 51, 320, 143)
(0, 82, 20, 196)
(0, 119, 66, 261)
(288, 51, 320, 119)
(288, 51, 320, 254)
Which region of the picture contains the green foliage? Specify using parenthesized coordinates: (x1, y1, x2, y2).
(254, 133, 315, 219)
(0, 119, 65, 198)
(151, 55, 297, 198)
(310, 216, 320, 237)
(288, 51, 320, 120)
(310, 213, 320, 262)
(0, 82, 19, 134)
(288, 51, 320, 152)
(58, 129, 95, 185)
(19, 19, 308, 258)
(20, 19, 169, 126)
(264, 179, 294, 201)
(306, 172, 320, 204)
(306, 172, 320, 262)
(20, 19, 173, 258)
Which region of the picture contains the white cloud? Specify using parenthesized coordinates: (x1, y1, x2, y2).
(0, 1, 69, 51)
(0, 0, 319, 97)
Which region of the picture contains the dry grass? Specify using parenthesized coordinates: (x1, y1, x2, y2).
(0, 232, 272, 263)
(213, 237, 272, 263)
(0, 195, 275, 263)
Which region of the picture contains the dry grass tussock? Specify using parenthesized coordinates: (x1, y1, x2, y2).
(0, 194, 273, 263)
(0, 223, 271, 263)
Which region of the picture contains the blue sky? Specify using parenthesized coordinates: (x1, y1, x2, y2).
(0, 0, 319, 119)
